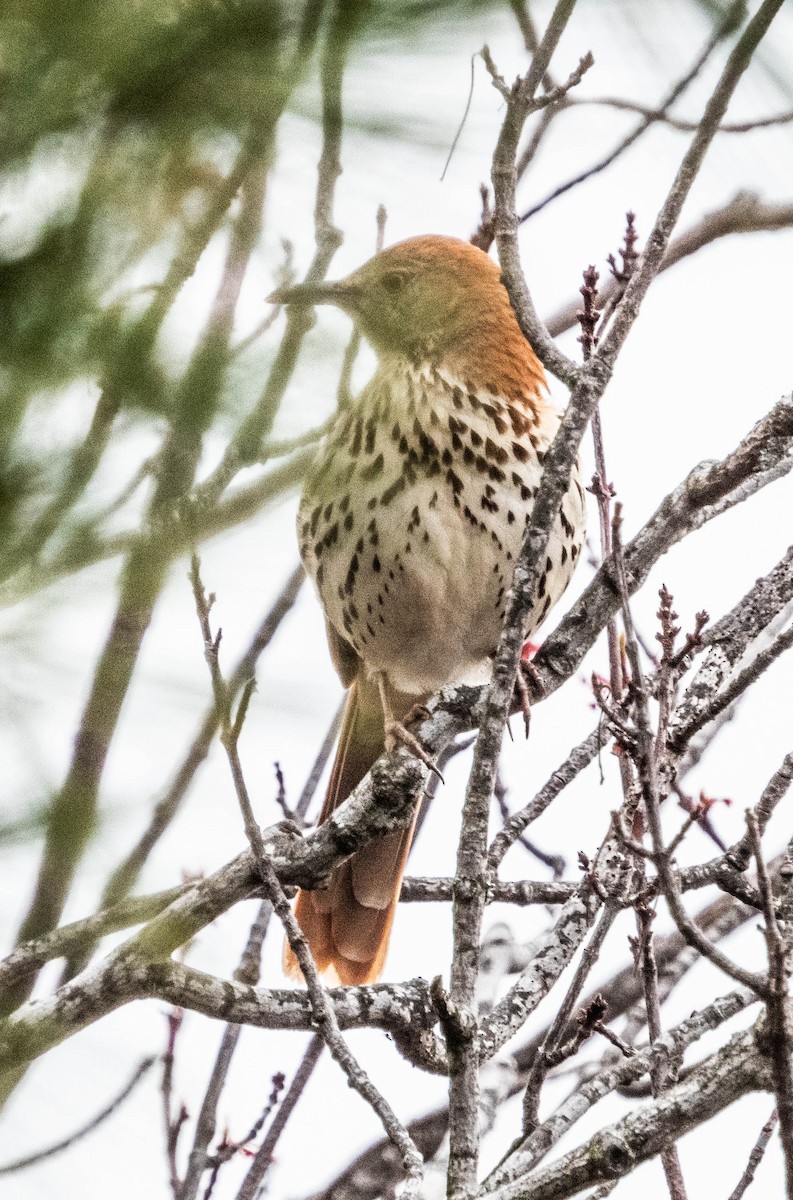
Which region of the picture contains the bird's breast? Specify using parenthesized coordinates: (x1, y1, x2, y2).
(298, 361, 584, 695)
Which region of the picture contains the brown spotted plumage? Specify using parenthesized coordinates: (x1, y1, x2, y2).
(273, 235, 585, 984)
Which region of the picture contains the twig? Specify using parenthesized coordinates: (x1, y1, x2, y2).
(0, 886, 187, 996)
(178, 902, 274, 1200)
(727, 751, 793, 872)
(610, 505, 768, 998)
(727, 1107, 779, 1200)
(669, 621, 793, 754)
(195, 0, 363, 507)
(493, 769, 565, 876)
(0, 390, 120, 580)
(441, 53, 478, 182)
(519, 907, 617, 1136)
(487, 727, 602, 870)
(582, 245, 626, 728)
(505, 2, 586, 188)
(0, 1056, 155, 1174)
(571, 95, 793, 134)
(746, 811, 793, 1196)
(487, 2, 590, 386)
(200, 1069, 286, 1200)
(258, 422, 332, 463)
(546, 192, 793, 337)
(506, 0, 570, 183)
(234, 1036, 323, 1200)
(536, 396, 793, 705)
(189, 557, 424, 1196)
(295, 700, 345, 821)
(518, 2, 745, 226)
(62, 564, 305, 982)
(2, 137, 273, 1036)
(476, 883, 602, 1063)
(272, 763, 291, 822)
(515, 104, 559, 180)
(162, 1007, 188, 1198)
(544, 995, 612, 1070)
(594, 0, 786, 379)
(635, 900, 689, 1200)
(233, 237, 297, 357)
(482, 989, 752, 1193)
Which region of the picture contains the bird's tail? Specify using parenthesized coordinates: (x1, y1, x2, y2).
(283, 676, 419, 985)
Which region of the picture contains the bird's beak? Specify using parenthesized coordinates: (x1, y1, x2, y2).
(267, 280, 360, 309)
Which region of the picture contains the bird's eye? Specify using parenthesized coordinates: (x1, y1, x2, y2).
(382, 271, 406, 295)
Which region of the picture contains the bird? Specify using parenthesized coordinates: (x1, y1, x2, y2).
(272, 235, 585, 986)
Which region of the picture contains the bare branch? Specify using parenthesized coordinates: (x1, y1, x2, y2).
(178, 902, 274, 1200)
(483, 989, 753, 1191)
(195, 0, 363, 507)
(235, 1037, 323, 1200)
(518, 3, 742, 226)
(0, 886, 186, 996)
(546, 191, 793, 337)
(3, 138, 273, 1034)
(190, 557, 425, 1196)
(727, 1108, 779, 1200)
(747, 811, 793, 1196)
(596, 0, 786, 376)
(485, 1027, 770, 1200)
(162, 1007, 187, 1197)
(610, 507, 768, 997)
(571, 95, 793, 134)
(536, 395, 793, 702)
(308, 886, 771, 1200)
(0, 1056, 155, 1175)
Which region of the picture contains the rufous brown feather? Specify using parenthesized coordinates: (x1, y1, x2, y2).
(283, 677, 422, 985)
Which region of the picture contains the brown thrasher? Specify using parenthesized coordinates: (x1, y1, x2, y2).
(272, 235, 585, 985)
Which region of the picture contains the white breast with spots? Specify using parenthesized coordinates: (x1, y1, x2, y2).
(299, 361, 585, 696)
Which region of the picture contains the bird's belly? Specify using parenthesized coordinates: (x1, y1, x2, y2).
(360, 492, 512, 692)
(301, 430, 584, 696)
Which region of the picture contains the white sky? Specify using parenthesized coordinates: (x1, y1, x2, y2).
(1, 1, 793, 1197)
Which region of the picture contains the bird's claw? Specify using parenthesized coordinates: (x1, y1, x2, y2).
(384, 719, 444, 783)
(404, 702, 432, 728)
(513, 668, 531, 739)
(512, 661, 544, 740)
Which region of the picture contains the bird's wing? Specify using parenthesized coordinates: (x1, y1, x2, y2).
(325, 619, 361, 689)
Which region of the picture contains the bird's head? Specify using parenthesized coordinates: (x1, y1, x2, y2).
(269, 235, 535, 368)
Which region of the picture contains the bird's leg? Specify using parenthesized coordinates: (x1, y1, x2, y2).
(374, 673, 444, 782)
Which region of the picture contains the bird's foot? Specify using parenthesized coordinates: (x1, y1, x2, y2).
(404, 702, 432, 728)
(373, 672, 443, 781)
(384, 718, 444, 783)
(521, 658, 545, 695)
(513, 661, 545, 739)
